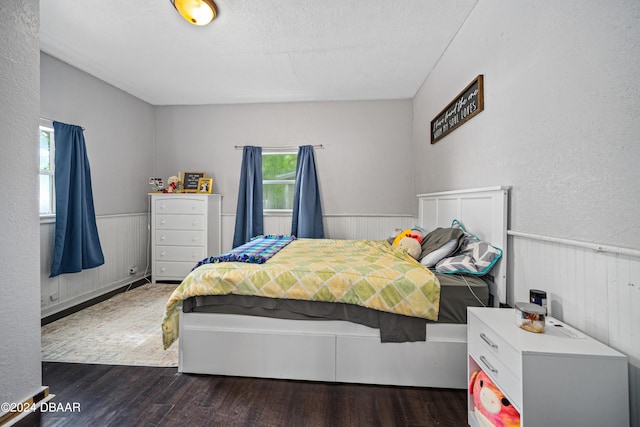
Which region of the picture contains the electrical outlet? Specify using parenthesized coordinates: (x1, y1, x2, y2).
(129, 266, 138, 274)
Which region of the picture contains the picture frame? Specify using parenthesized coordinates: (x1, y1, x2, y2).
(197, 177, 213, 194)
(148, 177, 164, 192)
(430, 74, 484, 144)
(180, 171, 206, 193)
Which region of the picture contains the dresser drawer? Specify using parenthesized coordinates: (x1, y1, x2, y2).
(156, 246, 205, 262)
(155, 214, 205, 230)
(468, 314, 521, 379)
(155, 198, 205, 214)
(156, 230, 205, 246)
(154, 261, 196, 280)
(469, 335, 522, 410)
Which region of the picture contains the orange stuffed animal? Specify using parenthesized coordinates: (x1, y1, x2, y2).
(469, 370, 520, 427)
(391, 227, 423, 246)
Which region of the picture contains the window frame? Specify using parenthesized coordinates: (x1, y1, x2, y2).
(39, 119, 55, 217)
(262, 150, 297, 213)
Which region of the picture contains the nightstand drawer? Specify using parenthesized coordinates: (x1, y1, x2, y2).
(155, 198, 205, 214)
(156, 230, 205, 246)
(469, 337, 522, 410)
(156, 214, 205, 230)
(468, 313, 521, 379)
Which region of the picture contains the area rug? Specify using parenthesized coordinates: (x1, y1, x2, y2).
(41, 283, 179, 367)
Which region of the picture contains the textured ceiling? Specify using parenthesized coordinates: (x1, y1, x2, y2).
(40, 0, 478, 106)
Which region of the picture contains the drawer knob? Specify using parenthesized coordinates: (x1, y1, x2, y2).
(160, 267, 166, 272)
(192, 236, 198, 242)
(160, 251, 166, 257)
(160, 220, 166, 225)
(192, 220, 198, 226)
(160, 204, 165, 209)
(480, 333, 499, 350)
(160, 235, 166, 241)
(479, 355, 499, 375)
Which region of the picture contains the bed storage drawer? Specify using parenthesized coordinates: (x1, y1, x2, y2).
(336, 335, 467, 388)
(179, 313, 336, 382)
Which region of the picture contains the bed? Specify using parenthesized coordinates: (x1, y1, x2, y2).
(163, 186, 509, 389)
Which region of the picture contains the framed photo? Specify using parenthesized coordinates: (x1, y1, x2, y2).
(197, 177, 213, 194)
(180, 172, 206, 193)
(148, 177, 164, 192)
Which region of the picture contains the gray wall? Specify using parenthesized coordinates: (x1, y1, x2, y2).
(154, 100, 414, 215)
(40, 53, 155, 215)
(0, 0, 43, 407)
(413, 0, 640, 249)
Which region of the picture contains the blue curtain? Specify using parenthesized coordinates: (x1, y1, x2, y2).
(232, 146, 264, 248)
(50, 121, 104, 277)
(291, 145, 324, 238)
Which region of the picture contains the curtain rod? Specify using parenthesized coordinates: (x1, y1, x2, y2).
(234, 144, 323, 151)
(40, 116, 85, 130)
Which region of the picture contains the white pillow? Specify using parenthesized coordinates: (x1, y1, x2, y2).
(420, 239, 459, 268)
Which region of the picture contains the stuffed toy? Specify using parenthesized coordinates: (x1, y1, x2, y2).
(398, 236, 421, 259)
(163, 178, 178, 193)
(392, 227, 424, 246)
(389, 227, 424, 259)
(469, 370, 520, 427)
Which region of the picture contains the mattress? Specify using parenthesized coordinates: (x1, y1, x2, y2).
(182, 273, 489, 342)
(163, 238, 442, 349)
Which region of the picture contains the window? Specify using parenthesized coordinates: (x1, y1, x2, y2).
(262, 151, 297, 210)
(39, 121, 55, 215)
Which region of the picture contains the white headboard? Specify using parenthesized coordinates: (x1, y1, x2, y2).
(417, 186, 509, 306)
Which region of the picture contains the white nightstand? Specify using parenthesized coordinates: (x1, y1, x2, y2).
(467, 307, 629, 427)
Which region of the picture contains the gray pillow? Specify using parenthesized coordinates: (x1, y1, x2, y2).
(419, 227, 464, 260)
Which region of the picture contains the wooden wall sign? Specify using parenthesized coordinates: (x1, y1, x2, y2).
(431, 75, 484, 144)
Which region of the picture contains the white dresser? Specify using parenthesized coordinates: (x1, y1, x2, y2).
(467, 307, 629, 427)
(150, 193, 221, 283)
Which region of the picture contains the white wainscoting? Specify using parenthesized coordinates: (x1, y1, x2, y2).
(509, 231, 640, 427)
(40, 213, 150, 318)
(220, 213, 417, 252)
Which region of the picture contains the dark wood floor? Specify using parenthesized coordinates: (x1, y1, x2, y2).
(25, 362, 468, 427)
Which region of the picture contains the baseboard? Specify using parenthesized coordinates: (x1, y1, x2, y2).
(41, 276, 150, 326)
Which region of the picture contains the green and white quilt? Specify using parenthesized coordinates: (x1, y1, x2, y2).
(162, 238, 441, 349)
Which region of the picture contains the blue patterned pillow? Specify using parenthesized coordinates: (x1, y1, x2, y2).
(434, 221, 502, 276)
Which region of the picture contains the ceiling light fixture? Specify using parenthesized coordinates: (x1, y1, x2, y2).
(171, 0, 218, 26)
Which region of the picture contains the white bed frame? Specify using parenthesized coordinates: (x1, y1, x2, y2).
(178, 186, 509, 389)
